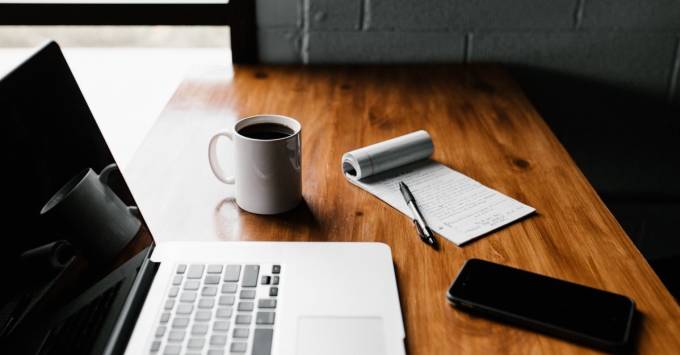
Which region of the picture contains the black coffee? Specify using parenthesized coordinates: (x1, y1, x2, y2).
(238, 123, 294, 140)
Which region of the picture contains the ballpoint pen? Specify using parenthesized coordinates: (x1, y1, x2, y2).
(399, 181, 438, 249)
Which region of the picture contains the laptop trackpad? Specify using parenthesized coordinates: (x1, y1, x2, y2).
(297, 316, 387, 355)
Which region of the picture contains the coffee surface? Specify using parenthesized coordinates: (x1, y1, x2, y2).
(238, 123, 294, 140)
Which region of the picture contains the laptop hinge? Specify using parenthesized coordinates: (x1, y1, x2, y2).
(102, 247, 159, 355)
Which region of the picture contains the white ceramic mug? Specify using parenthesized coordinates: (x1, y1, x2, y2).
(208, 114, 302, 214)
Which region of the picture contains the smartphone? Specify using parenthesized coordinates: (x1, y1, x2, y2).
(447, 259, 635, 351)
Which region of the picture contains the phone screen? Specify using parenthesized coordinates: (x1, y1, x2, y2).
(447, 259, 635, 346)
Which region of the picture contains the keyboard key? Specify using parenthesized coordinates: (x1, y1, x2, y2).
(163, 345, 181, 355)
(155, 326, 166, 337)
(219, 295, 235, 306)
(223, 265, 241, 282)
(230, 342, 247, 353)
(172, 317, 189, 329)
(216, 307, 233, 319)
(176, 304, 194, 314)
(235, 314, 252, 324)
(160, 312, 171, 323)
(210, 335, 227, 346)
(272, 276, 279, 285)
(176, 264, 187, 274)
(184, 280, 200, 290)
(213, 321, 229, 332)
(180, 292, 197, 303)
(172, 275, 183, 285)
(221, 283, 237, 294)
(168, 330, 186, 342)
(202, 286, 218, 296)
(164, 299, 175, 310)
(240, 289, 256, 299)
(258, 299, 277, 309)
(242, 265, 259, 287)
(256, 311, 275, 325)
(195, 310, 212, 321)
(150, 340, 161, 352)
(207, 349, 224, 355)
(192, 323, 209, 335)
(269, 287, 278, 297)
(252, 328, 274, 355)
(199, 298, 215, 309)
(272, 265, 281, 274)
(205, 275, 220, 284)
(233, 328, 249, 338)
(238, 302, 255, 312)
(188, 337, 206, 349)
(187, 265, 205, 279)
(238, 301, 254, 312)
(207, 264, 223, 274)
(261, 276, 271, 285)
(168, 286, 179, 297)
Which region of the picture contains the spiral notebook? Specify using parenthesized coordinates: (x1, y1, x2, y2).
(342, 130, 535, 246)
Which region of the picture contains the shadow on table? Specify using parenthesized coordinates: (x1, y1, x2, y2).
(506, 65, 680, 303)
(234, 198, 324, 242)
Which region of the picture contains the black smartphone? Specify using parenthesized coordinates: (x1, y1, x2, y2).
(447, 259, 635, 351)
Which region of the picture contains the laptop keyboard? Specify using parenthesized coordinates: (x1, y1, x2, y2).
(151, 264, 281, 355)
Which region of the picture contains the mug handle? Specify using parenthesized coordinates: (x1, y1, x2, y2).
(99, 163, 118, 185)
(208, 130, 236, 184)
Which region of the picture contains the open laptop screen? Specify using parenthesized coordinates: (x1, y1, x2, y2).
(0, 41, 153, 339)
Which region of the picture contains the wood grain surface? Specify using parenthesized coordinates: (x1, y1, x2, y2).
(126, 65, 680, 354)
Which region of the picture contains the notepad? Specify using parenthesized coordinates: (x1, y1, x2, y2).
(342, 130, 535, 245)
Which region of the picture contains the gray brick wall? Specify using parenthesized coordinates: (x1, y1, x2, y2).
(309, 0, 363, 30)
(471, 32, 678, 98)
(255, 0, 680, 103)
(581, 0, 680, 30)
(307, 31, 465, 63)
(368, 0, 577, 30)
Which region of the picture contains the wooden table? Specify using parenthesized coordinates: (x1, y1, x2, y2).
(126, 65, 680, 354)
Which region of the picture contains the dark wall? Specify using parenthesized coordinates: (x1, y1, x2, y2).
(256, 0, 680, 105)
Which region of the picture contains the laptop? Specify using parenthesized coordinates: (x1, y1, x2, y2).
(0, 41, 405, 355)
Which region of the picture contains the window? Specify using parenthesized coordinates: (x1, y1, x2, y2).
(0, 0, 255, 62)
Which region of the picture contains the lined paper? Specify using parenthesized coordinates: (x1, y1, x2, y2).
(343, 131, 535, 245)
